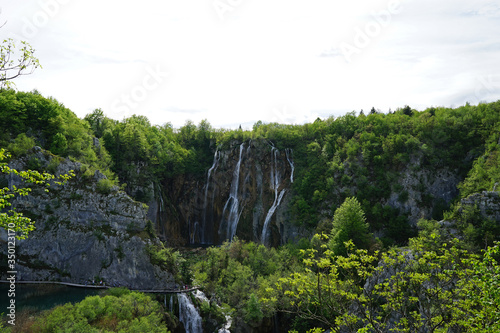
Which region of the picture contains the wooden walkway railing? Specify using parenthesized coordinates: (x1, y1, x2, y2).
(0, 280, 199, 293)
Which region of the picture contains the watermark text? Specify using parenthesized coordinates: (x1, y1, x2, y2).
(6, 223, 17, 326)
(21, 0, 71, 38)
(111, 64, 169, 119)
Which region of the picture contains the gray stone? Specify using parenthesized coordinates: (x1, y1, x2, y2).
(0, 150, 175, 289)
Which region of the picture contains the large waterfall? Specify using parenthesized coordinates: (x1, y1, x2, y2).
(261, 147, 286, 246)
(219, 143, 245, 242)
(285, 148, 294, 183)
(202, 149, 220, 244)
(180, 140, 296, 246)
(178, 293, 203, 333)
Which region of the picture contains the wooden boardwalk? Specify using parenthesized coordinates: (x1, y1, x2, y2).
(134, 287, 199, 294)
(0, 280, 199, 293)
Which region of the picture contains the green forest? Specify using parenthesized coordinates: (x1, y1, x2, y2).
(1, 88, 500, 332)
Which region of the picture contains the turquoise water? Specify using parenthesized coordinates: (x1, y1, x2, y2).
(0, 283, 102, 315)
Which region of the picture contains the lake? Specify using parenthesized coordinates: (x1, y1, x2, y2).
(0, 283, 102, 316)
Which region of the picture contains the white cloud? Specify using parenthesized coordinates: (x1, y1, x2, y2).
(2, 0, 500, 128)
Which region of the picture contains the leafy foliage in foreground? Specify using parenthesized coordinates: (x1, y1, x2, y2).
(0, 148, 73, 239)
(265, 237, 500, 332)
(28, 289, 170, 333)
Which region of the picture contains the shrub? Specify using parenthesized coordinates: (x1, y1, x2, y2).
(244, 293, 264, 324)
(97, 178, 115, 194)
(26, 156, 42, 171)
(47, 157, 62, 173)
(146, 244, 184, 280)
(106, 287, 131, 298)
(145, 220, 156, 238)
(31, 291, 169, 332)
(7, 133, 35, 156)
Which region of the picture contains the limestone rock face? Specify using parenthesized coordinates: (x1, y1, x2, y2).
(460, 191, 500, 223)
(385, 168, 460, 226)
(155, 140, 306, 247)
(0, 149, 175, 289)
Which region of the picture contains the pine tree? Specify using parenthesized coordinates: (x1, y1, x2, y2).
(329, 197, 371, 255)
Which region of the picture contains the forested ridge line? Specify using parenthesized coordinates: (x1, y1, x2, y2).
(2, 89, 500, 246)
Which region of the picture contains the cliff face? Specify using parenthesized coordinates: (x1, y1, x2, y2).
(153, 140, 304, 247)
(5, 141, 470, 267)
(384, 168, 460, 225)
(460, 191, 500, 222)
(152, 141, 466, 246)
(0, 148, 175, 289)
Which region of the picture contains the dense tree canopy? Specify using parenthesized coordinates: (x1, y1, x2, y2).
(2, 90, 500, 246)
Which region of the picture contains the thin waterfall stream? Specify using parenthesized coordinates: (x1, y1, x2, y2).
(156, 183, 166, 238)
(219, 143, 245, 241)
(261, 147, 286, 246)
(285, 148, 294, 183)
(202, 149, 220, 244)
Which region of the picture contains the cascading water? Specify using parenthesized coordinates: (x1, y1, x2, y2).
(189, 221, 200, 245)
(219, 143, 245, 242)
(218, 315, 232, 333)
(261, 190, 285, 246)
(261, 148, 286, 246)
(285, 148, 294, 183)
(156, 183, 166, 237)
(202, 149, 220, 244)
(194, 290, 232, 333)
(178, 293, 203, 333)
(194, 289, 209, 303)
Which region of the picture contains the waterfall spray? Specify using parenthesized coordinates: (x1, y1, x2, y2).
(261, 147, 286, 246)
(202, 149, 220, 244)
(189, 221, 200, 244)
(219, 143, 245, 241)
(156, 183, 165, 238)
(178, 293, 203, 333)
(285, 148, 294, 183)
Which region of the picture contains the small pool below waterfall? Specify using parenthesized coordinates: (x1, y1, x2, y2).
(0, 283, 102, 316)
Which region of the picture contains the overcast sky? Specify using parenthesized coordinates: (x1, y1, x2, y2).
(2, 0, 500, 129)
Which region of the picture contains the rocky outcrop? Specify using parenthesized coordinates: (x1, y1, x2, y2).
(385, 168, 460, 226)
(0, 148, 175, 289)
(459, 191, 500, 223)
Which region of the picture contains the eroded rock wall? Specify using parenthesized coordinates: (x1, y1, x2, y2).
(0, 148, 175, 289)
(156, 140, 305, 246)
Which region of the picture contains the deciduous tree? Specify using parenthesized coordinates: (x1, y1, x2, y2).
(0, 148, 73, 239)
(0, 38, 41, 89)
